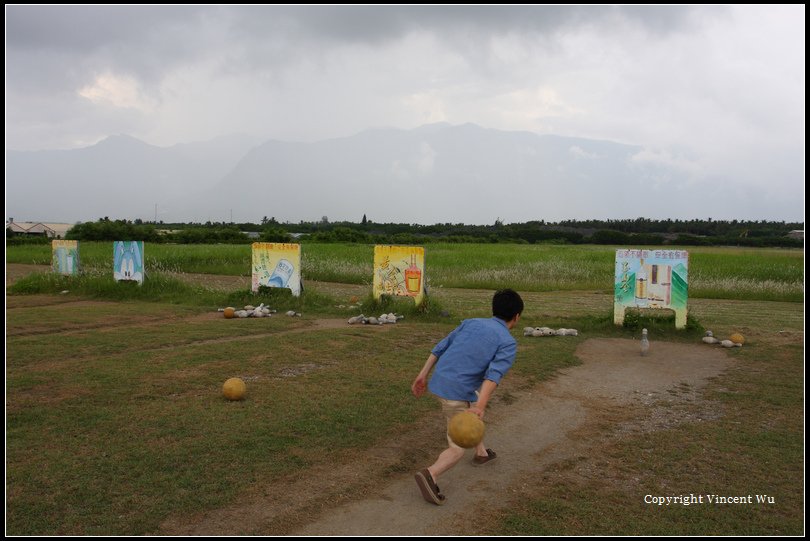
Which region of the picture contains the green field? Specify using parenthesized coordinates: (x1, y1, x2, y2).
(6, 242, 804, 302)
(5, 243, 804, 534)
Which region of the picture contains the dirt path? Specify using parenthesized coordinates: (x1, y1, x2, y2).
(159, 337, 731, 535)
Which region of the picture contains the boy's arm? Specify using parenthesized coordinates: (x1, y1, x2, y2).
(411, 353, 438, 397)
(469, 379, 498, 418)
(473, 339, 517, 417)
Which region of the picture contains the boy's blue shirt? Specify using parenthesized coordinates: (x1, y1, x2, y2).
(428, 316, 517, 401)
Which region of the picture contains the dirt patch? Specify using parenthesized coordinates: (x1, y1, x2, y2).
(158, 338, 731, 535)
(5, 263, 51, 286)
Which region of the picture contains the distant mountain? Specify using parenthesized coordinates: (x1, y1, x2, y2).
(6, 133, 261, 223)
(6, 123, 766, 224)
(189, 122, 723, 224)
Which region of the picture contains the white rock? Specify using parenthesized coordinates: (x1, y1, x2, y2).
(702, 336, 720, 344)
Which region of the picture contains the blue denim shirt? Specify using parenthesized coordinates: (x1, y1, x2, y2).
(428, 317, 517, 402)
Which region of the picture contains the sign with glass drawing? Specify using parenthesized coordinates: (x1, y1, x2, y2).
(52, 240, 79, 276)
(373, 245, 425, 305)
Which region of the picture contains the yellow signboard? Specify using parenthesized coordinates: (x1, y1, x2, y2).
(373, 245, 425, 305)
(252, 243, 302, 296)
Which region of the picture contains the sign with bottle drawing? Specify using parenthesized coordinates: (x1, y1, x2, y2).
(373, 245, 425, 305)
(252, 243, 302, 296)
(614, 249, 689, 329)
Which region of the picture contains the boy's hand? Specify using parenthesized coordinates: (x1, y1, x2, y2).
(411, 375, 428, 397)
(467, 406, 484, 419)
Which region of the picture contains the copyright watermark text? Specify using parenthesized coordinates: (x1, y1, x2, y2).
(644, 493, 776, 506)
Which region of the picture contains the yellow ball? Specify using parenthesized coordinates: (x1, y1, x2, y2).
(729, 333, 745, 345)
(448, 411, 485, 448)
(223, 377, 246, 400)
(223, 307, 235, 319)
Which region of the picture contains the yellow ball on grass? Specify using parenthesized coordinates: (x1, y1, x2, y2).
(448, 411, 485, 448)
(729, 333, 745, 345)
(223, 377, 246, 401)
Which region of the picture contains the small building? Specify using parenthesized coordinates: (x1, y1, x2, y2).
(6, 221, 73, 239)
(787, 230, 804, 240)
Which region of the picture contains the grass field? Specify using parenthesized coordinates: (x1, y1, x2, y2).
(6, 242, 805, 302)
(5, 243, 805, 534)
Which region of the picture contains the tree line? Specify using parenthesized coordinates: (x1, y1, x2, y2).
(7, 216, 803, 248)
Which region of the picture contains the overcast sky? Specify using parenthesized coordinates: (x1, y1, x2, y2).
(5, 5, 806, 222)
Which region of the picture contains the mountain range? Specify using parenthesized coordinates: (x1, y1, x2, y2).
(6, 122, 765, 225)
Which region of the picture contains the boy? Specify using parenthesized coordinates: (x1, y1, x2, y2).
(411, 288, 524, 505)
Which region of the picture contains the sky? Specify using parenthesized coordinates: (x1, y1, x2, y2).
(5, 5, 806, 222)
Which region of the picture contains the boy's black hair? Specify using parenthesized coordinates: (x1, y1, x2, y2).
(492, 289, 524, 321)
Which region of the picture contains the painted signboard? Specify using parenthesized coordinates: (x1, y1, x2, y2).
(52, 240, 79, 276)
(252, 243, 302, 296)
(614, 249, 689, 329)
(114, 241, 145, 284)
(373, 245, 426, 305)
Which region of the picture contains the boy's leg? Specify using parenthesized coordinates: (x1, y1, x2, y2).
(427, 398, 470, 479)
(467, 392, 492, 460)
(427, 445, 466, 479)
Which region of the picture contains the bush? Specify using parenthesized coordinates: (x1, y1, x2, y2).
(260, 227, 292, 243)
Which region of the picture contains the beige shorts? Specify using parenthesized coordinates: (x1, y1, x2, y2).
(439, 396, 479, 449)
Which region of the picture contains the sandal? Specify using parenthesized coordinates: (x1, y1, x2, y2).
(414, 468, 446, 505)
(472, 448, 497, 466)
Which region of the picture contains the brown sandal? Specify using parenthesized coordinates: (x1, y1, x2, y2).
(472, 448, 497, 465)
(415, 468, 446, 505)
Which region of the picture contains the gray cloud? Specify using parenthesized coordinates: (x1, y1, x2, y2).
(4, 5, 804, 221)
